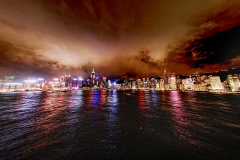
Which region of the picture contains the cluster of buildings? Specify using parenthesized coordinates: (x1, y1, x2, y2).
(0, 68, 240, 93)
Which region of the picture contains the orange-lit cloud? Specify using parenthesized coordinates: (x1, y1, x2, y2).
(0, 0, 240, 78)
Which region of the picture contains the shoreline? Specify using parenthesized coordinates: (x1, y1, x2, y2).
(0, 88, 239, 94)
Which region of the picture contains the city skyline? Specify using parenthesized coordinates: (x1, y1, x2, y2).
(1, 67, 240, 93)
(0, 0, 240, 79)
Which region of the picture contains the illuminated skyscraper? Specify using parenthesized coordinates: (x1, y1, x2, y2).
(65, 74, 72, 90)
(169, 73, 176, 90)
(163, 69, 168, 85)
(91, 68, 95, 79)
(102, 77, 107, 83)
(227, 74, 240, 92)
(91, 68, 95, 85)
(209, 76, 223, 90)
(60, 76, 65, 89)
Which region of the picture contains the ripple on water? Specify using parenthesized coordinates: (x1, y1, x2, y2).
(0, 91, 240, 159)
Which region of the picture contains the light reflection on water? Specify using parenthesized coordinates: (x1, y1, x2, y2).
(0, 90, 240, 159)
(169, 91, 198, 146)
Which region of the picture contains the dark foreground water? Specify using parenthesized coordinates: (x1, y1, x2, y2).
(0, 90, 240, 160)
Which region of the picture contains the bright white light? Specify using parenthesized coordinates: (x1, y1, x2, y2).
(24, 80, 36, 83)
(72, 78, 77, 80)
(38, 78, 44, 81)
(5, 83, 22, 85)
(53, 78, 59, 81)
(113, 82, 116, 85)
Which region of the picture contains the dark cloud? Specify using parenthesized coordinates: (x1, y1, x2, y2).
(166, 25, 240, 73)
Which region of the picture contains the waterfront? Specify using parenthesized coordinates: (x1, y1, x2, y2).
(0, 90, 240, 159)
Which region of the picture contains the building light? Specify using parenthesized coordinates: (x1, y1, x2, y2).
(4, 83, 22, 85)
(24, 80, 36, 83)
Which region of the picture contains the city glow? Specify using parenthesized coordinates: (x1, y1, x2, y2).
(4, 83, 22, 85)
(24, 80, 36, 83)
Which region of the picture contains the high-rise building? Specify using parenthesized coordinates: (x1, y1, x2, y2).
(159, 79, 164, 90)
(131, 81, 136, 89)
(169, 73, 176, 90)
(209, 76, 223, 90)
(60, 76, 65, 89)
(163, 69, 168, 85)
(136, 79, 141, 88)
(91, 68, 95, 85)
(65, 74, 72, 90)
(181, 77, 194, 90)
(108, 80, 112, 89)
(227, 74, 240, 92)
(102, 77, 107, 83)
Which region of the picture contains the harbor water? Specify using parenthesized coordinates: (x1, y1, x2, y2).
(0, 90, 240, 159)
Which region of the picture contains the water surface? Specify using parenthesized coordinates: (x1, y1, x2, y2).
(0, 90, 240, 159)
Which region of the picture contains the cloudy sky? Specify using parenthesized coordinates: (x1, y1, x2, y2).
(0, 0, 240, 79)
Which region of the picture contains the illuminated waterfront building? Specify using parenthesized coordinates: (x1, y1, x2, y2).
(227, 74, 240, 92)
(0, 82, 23, 91)
(169, 73, 176, 90)
(127, 81, 131, 89)
(136, 79, 141, 88)
(91, 68, 96, 85)
(65, 74, 72, 90)
(159, 79, 164, 90)
(156, 81, 160, 89)
(103, 77, 107, 83)
(163, 69, 168, 85)
(60, 76, 65, 89)
(209, 76, 223, 90)
(24, 78, 37, 90)
(181, 78, 190, 90)
(131, 81, 136, 89)
(142, 78, 147, 88)
(181, 77, 194, 90)
(4, 76, 15, 82)
(108, 80, 112, 89)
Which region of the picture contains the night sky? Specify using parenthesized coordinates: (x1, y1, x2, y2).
(0, 0, 240, 79)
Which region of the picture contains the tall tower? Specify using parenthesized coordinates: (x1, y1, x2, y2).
(91, 68, 95, 85)
(163, 69, 168, 85)
(65, 74, 72, 90)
